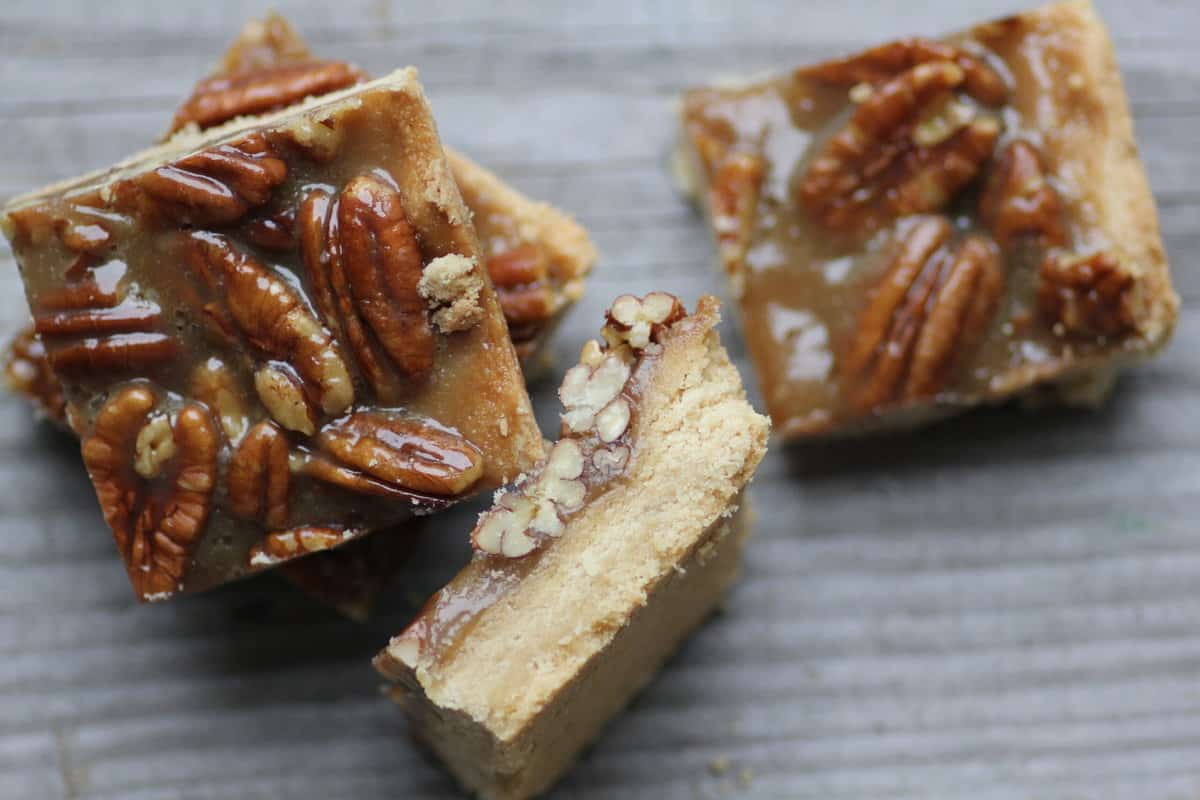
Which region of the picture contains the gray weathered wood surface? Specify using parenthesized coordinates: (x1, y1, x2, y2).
(1, 1, 1198, 797)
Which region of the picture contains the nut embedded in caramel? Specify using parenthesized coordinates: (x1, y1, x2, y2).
(678, 1, 1177, 438)
(4, 70, 543, 596)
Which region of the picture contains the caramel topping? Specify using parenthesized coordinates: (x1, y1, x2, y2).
(681, 19, 1145, 437)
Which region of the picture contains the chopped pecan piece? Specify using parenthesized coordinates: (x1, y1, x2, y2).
(124, 134, 287, 226)
(802, 37, 1009, 107)
(470, 293, 674, 559)
(336, 174, 436, 381)
(228, 420, 290, 528)
(798, 62, 1000, 236)
(978, 140, 1065, 251)
(315, 411, 484, 497)
(185, 231, 353, 419)
(843, 217, 1005, 411)
(4, 326, 66, 425)
(81, 387, 218, 600)
(1038, 251, 1137, 338)
(559, 354, 631, 434)
(170, 61, 366, 134)
(605, 292, 686, 349)
(473, 439, 585, 558)
(248, 525, 360, 568)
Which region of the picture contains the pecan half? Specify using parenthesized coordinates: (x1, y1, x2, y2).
(81, 387, 218, 600)
(228, 420, 290, 528)
(300, 453, 448, 503)
(978, 140, 1065, 251)
(26, 250, 175, 377)
(34, 297, 162, 338)
(843, 217, 1005, 411)
(802, 37, 1009, 107)
(37, 271, 121, 313)
(298, 187, 392, 396)
(127, 134, 287, 226)
(1038, 251, 1137, 339)
(185, 232, 353, 419)
(337, 174, 436, 381)
(48, 332, 178, 376)
(4, 326, 66, 425)
(240, 205, 297, 252)
(253, 362, 318, 435)
(487, 244, 556, 329)
(798, 62, 1000, 236)
(170, 61, 366, 134)
(314, 411, 483, 497)
(248, 525, 360, 568)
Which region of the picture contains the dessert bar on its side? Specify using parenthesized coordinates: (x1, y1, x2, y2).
(376, 293, 769, 799)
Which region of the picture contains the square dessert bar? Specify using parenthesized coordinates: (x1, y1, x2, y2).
(2, 70, 544, 600)
(677, 0, 1178, 438)
(168, 11, 596, 367)
(376, 294, 769, 799)
(2, 14, 596, 614)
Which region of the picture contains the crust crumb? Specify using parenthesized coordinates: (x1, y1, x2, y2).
(419, 254, 484, 332)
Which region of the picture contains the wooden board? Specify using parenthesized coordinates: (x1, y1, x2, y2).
(1, 1, 1198, 797)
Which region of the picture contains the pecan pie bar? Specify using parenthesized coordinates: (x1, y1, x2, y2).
(169, 11, 596, 366)
(375, 294, 769, 799)
(2, 13, 595, 613)
(677, 0, 1178, 438)
(2, 70, 543, 601)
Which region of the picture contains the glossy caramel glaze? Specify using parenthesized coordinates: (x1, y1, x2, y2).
(681, 5, 1173, 438)
(3, 74, 542, 596)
